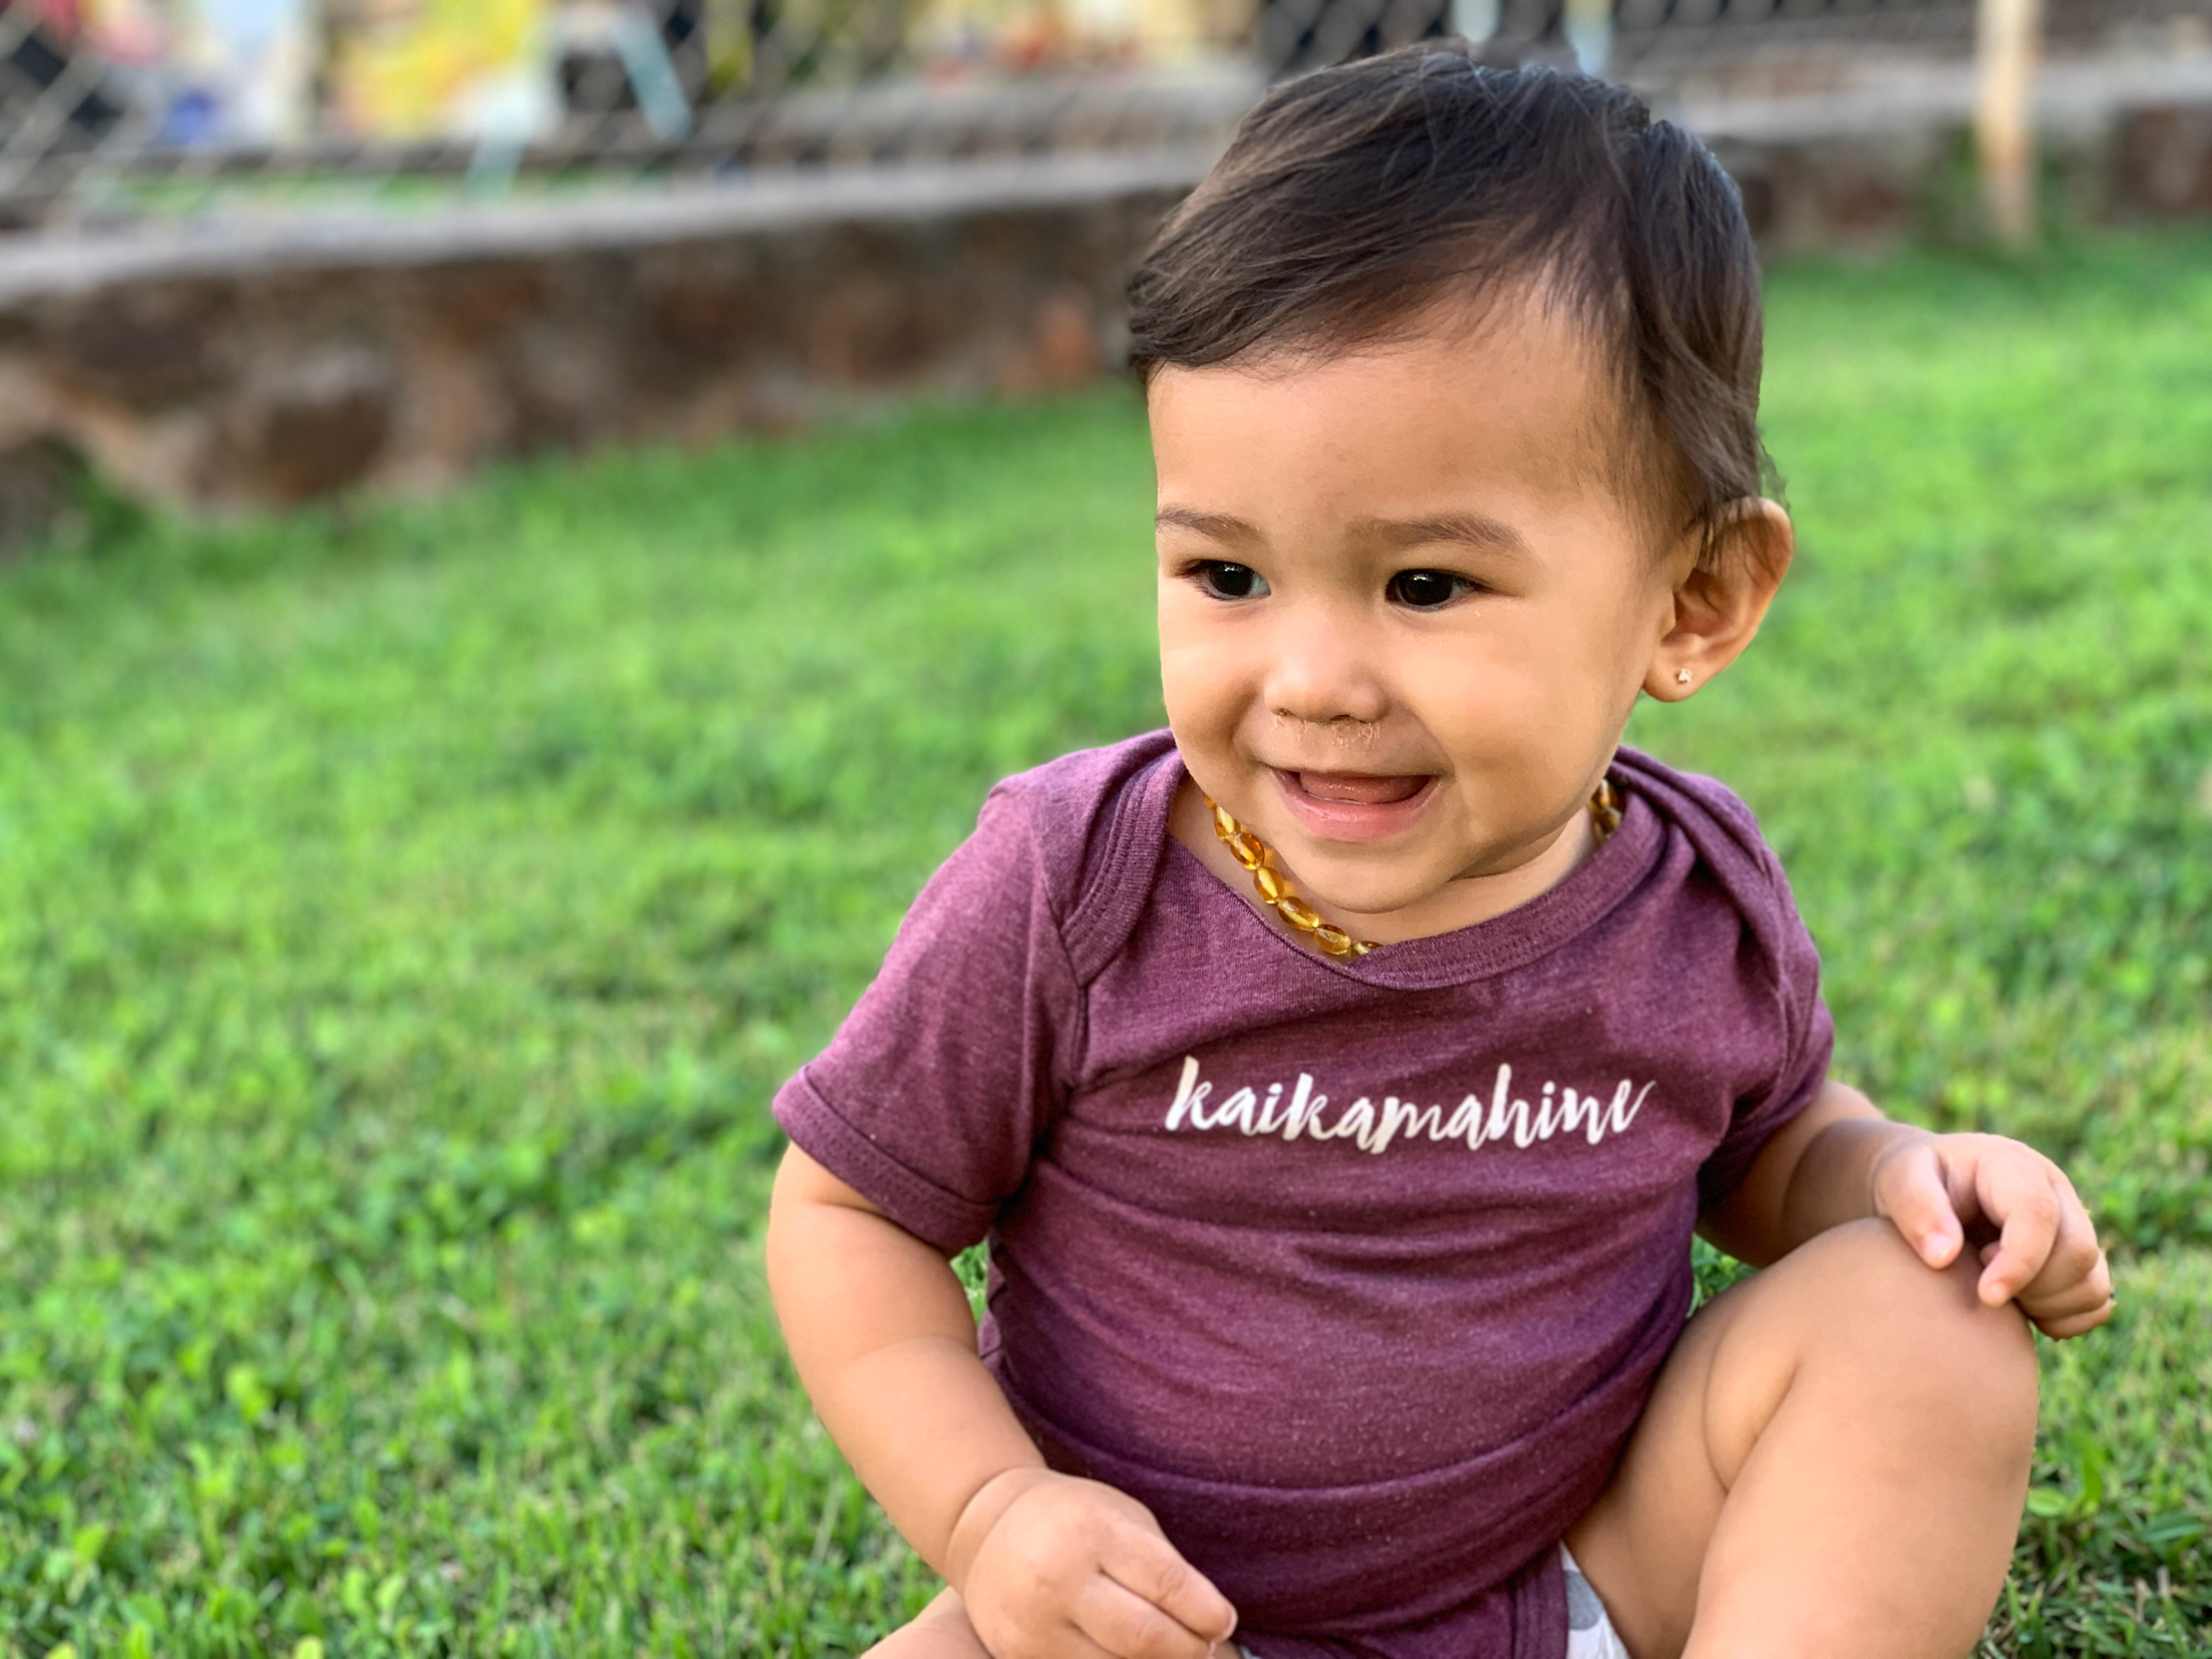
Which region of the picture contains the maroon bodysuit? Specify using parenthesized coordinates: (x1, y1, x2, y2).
(775, 731, 1833, 1659)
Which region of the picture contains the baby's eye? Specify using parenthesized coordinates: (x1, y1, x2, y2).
(1193, 561, 1269, 601)
(1387, 569, 1474, 610)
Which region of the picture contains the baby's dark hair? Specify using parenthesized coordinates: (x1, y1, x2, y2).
(1127, 48, 1775, 563)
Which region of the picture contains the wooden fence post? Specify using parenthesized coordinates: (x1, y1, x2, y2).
(1974, 0, 2043, 246)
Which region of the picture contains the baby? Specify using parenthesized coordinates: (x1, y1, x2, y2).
(765, 50, 2113, 1659)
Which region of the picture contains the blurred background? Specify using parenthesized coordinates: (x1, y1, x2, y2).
(0, 0, 2205, 200)
(0, 3, 2208, 1657)
(0, 0, 2207, 526)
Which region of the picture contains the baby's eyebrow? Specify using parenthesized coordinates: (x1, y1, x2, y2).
(1347, 513, 1533, 560)
(1154, 506, 1257, 543)
(1154, 507, 1531, 561)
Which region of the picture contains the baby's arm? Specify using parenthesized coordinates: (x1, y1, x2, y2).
(1700, 1080, 2114, 1339)
(765, 1144, 1239, 1658)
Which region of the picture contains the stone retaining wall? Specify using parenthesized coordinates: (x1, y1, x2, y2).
(0, 154, 1203, 519)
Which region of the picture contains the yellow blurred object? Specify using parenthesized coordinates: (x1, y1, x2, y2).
(701, 0, 754, 93)
(1139, 0, 1252, 59)
(331, 0, 556, 140)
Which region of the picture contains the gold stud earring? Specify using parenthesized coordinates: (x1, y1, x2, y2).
(1675, 668, 1693, 685)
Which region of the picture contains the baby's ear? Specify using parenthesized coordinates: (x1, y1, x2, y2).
(1643, 498, 1793, 702)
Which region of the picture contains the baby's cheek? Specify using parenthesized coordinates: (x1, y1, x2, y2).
(1164, 661, 1272, 770)
(1161, 679, 1236, 764)
(1423, 666, 1609, 792)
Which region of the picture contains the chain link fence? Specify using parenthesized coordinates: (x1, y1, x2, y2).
(0, 0, 2205, 226)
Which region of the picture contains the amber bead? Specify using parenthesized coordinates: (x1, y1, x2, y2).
(1200, 791, 1396, 959)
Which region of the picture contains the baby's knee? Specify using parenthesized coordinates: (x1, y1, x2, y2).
(864, 1588, 993, 1659)
(1785, 1218, 2039, 1440)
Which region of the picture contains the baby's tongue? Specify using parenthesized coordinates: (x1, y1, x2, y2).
(1296, 771, 1425, 806)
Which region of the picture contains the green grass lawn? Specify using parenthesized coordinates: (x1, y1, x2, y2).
(1, 230, 2207, 1657)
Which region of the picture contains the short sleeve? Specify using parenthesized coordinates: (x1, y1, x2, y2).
(1695, 843, 1836, 1213)
(772, 787, 1083, 1255)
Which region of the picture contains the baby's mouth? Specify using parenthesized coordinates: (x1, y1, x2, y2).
(1290, 770, 1429, 806)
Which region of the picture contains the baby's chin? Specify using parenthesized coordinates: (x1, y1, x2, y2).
(1296, 813, 1590, 933)
(1297, 855, 1479, 924)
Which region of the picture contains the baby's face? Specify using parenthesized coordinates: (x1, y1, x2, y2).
(1150, 297, 1694, 927)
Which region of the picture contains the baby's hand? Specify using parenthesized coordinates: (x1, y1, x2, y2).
(953, 1469, 1238, 1658)
(1870, 1131, 2114, 1339)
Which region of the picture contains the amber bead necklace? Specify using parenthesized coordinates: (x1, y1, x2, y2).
(1203, 778, 1625, 960)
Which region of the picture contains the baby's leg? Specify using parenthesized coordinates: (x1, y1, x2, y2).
(863, 1588, 994, 1659)
(1565, 1217, 2038, 1659)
